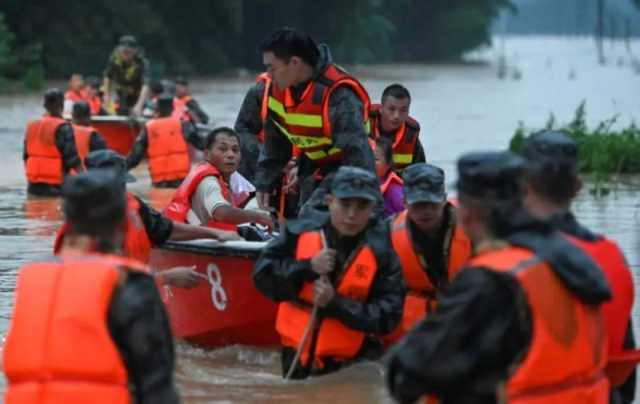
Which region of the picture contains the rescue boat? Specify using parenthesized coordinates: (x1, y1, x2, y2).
(90, 115, 141, 155)
(89, 115, 213, 156)
(149, 239, 280, 347)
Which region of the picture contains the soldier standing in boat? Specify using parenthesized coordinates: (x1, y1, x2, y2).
(102, 35, 151, 117)
(3, 170, 180, 404)
(253, 166, 405, 379)
(254, 28, 377, 217)
(386, 151, 611, 403)
(234, 69, 300, 219)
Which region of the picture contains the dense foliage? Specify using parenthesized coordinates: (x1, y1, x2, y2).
(0, 0, 514, 90)
(510, 102, 640, 187)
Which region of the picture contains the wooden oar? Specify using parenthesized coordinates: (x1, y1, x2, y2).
(285, 230, 329, 380)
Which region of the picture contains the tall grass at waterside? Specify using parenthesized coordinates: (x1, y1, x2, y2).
(509, 102, 640, 194)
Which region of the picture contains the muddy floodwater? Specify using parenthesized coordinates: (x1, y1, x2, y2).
(0, 36, 638, 402)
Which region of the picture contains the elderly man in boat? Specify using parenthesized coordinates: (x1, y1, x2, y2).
(54, 149, 241, 288)
(165, 127, 274, 234)
(253, 166, 405, 379)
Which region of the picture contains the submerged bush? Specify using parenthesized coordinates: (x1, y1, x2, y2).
(510, 102, 640, 185)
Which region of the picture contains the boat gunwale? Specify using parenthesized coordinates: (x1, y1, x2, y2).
(154, 239, 267, 259)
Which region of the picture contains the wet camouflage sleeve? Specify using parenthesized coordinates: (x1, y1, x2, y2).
(107, 271, 179, 404)
(126, 128, 148, 169)
(55, 123, 82, 172)
(385, 267, 531, 404)
(234, 81, 265, 181)
(328, 86, 376, 172)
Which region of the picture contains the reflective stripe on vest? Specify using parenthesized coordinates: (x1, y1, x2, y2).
(385, 208, 471, 343)
(3, 254, 139, 404)
(146, 117, 191, 183)
(71, 124, 93, 167)
(24, 116, 67, 185)
(275, 230, 378, 367)
(471, 247, 609, 403)
(370, 104, 420, 170)
(267, 64, 371, 163)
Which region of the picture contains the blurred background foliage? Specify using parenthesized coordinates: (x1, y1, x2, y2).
(0, 0, 517, 91)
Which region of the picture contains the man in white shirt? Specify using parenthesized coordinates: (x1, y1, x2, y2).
(165, 127, 273, 230)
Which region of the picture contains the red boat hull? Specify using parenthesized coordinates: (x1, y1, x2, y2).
(149, 240, 279, 347)
(90, 116, 140, 155)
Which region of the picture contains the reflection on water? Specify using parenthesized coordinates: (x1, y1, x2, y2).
(0, 36, 638, 402)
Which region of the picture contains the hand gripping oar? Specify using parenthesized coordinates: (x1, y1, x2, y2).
(284, 230, 329, 380)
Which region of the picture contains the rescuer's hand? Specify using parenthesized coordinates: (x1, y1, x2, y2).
(313, 277, 335, 308)
(311, 249, 336, 275)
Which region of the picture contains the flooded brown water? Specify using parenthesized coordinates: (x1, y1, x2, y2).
(0, 36, 639, 403)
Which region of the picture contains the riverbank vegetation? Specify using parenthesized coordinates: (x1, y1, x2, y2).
(0, 14, 44, 92)
(0, 0, 514, 91)
(510, 102, 640, 190)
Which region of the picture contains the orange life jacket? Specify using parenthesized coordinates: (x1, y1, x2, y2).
(385, 208, 472, 344)
(370, 104, 421, 171)
(24, 115, 67, 185)
(53, 193, 153, 263)
(123, 194, 153, 262)
(71, 124, 93, 167)
(88, 95, 102, 115)
(267, 64, 370, 164)
(172, 96, 193, 122)
(3, 253, 149, 404)
(380, 171, 403, 194)
(275, 230, 378, 368)
(470, 246, 609, 403)
(164, 163, 236, 231)
(64, 89, 85, 103)
(145, 117, 191, 184)
(566, 235, 639, 386)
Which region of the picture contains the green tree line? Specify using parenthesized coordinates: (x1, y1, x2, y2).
(0, 0, 514, 91)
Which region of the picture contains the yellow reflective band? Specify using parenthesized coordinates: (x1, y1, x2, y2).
(306, 146, 342, 160)
(272, 119, 332, 149)
(364, 119, 371, 135)
(268, 97, 323, 128)
(393, 154, 413, 164)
